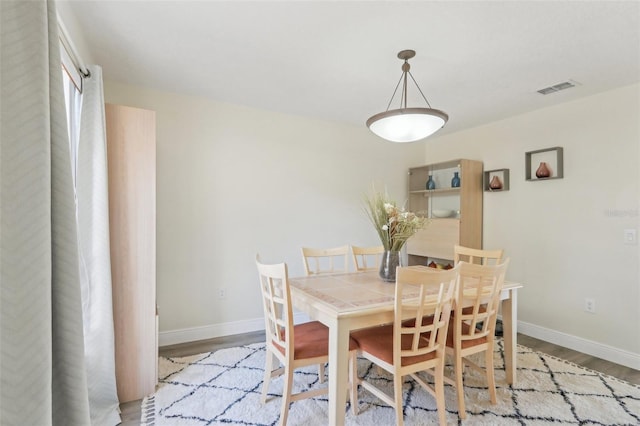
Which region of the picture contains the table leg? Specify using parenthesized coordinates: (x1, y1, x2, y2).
(327, 317, 350, 426)
(501, 289, 518, 384)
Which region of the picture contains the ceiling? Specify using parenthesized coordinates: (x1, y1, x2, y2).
(63, 1, 640, 136)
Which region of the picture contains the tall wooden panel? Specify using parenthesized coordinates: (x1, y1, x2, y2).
(105, 103, 157, 403)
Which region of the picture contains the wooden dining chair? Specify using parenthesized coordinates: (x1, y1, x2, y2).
(445, 259, 510, 420)
(454, 245, 504, 265)
(301, 245, 349, 275)
(351, 266, 458, 426)
(256, 256, 359, 425)
(300, 245, 350, 380)
(351, 245, 384, 272)
(453, 244, 505, 323)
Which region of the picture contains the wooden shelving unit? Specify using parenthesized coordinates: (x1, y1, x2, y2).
(406, 159, 483, 265)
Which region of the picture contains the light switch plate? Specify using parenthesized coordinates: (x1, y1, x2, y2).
(624, 229, 637, 245)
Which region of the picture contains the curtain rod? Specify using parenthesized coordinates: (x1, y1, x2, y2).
(57, 13, 90, 78)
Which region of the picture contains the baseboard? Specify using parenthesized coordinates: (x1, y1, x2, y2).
(518, 320, 640, 370)
(158, 312, 310, 347)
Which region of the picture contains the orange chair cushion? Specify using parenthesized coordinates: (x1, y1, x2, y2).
(352, 324, 438, 367)
(458, 304, 488, 316)
(401, 314, 435, 328)
(446, 319, 488, 349)
(273, 320, 358, 360)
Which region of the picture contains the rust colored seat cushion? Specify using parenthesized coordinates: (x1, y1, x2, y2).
(351, 324, 438, 367)
(446, 320, 488, 349)
(458, 304, 488, 316)
(273, 321, 358, 360)
(401, 314, 438, 329)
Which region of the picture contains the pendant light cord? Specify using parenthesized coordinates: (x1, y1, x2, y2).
(385, 73, 405, 112)
(384, 70, 433, 112)
(408, 71, 433, 108)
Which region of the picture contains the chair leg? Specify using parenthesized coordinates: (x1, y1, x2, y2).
(485, 348, 497, 404)
(280, 366, 293, 426)
(318, 363, 325, 383)
(261, 350, 274, 404)
(434, 364, 447, 426)
(349, 350, 358, 415)
(454, 354, 466, 419)
(393, 374, 404, 426)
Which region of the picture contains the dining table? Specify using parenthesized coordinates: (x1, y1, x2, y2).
(289, 268, 523, 426)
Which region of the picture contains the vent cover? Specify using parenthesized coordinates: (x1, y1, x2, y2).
(537, 80, 578, 95)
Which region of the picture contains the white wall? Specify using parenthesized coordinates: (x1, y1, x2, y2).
(104, 82, 425, 341)
(105, 83, 640, 368)
(56, 1, 95, 65)
(425, 84, 640, 365)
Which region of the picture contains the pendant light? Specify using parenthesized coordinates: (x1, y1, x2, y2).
(366, 50, 448, 143)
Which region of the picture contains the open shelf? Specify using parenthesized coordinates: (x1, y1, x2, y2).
(484, 168, 510, 191)
(526, 147, 564, 181)
(409, 187, 461, 196)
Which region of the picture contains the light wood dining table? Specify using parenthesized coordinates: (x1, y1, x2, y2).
(289, 268, 523, 426)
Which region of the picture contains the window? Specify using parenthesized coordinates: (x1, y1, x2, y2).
(60, 41, 83, 187)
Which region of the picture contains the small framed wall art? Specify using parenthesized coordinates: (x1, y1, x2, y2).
(525, 146, 563, 181)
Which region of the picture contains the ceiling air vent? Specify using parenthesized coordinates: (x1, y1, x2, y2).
(537, 80, 578, 95)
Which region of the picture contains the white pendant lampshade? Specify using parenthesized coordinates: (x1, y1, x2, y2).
(367, 50, 448, 143)
(367, 107, 448, 143)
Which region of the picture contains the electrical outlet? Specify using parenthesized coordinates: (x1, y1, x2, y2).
(584, 298, 596, 314)
(218, 288, 227, 299)
(624, 229, 637, 245)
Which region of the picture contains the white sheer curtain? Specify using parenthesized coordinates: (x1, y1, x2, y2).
(0, 0, 91, 425)
(77, 65, 121, 426)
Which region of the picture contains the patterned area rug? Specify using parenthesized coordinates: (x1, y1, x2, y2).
(141, 340, 640, 425)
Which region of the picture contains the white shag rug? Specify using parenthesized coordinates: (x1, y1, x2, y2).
(141, 340, 640, 425)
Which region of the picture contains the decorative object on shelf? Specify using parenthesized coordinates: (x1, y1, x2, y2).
(364, 188, 428, 282)
(535, 162, 551, 178)
(366, 50, 448, 143)
(525, 147, 563, 181)
(489, 175, 503, 190)
(451, 171, 461, 188)
(426, 175, 436, 190)
(427, 261, 453, 270)
(432, 209, 454, 218)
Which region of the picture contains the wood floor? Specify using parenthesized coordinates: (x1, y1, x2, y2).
(119, 331, 640, 425)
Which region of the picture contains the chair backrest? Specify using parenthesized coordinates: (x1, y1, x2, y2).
(453, 259, 510, 342)
(393, 266, 458, 366)
(256, 256, 294, 358)
(454, 245, 504, 265)
(351, 245, 385, 272)
(301, 245, 349, 276)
